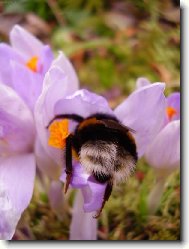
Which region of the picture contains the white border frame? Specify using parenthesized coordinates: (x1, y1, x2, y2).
(0, 1, 186, 248)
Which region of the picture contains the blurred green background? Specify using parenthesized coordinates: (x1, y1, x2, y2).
(0, 0, 180, 240)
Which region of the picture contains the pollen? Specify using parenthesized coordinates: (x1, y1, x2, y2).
(166, 106, 177, 120)
(26, 56, 39, 72)
(48, 119, 69, 149)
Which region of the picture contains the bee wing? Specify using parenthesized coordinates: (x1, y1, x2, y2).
(101, 119, 136, 134)
(120, 124, 136, 134)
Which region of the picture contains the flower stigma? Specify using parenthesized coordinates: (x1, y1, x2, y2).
(166, 106, 177, 121)
(48, 119, 70, 149)
(26, 56, 39, 72)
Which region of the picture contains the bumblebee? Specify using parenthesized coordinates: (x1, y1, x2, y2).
(47, 113, 138, 218)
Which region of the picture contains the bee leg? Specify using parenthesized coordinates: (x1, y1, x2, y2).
(93, 181, 113, 218)
(64, 134, 73, 194)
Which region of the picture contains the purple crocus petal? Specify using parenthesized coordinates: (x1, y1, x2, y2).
(0, 153, 36, 212)
(136, 77, 151, 89)
(145, 120, 180, 169)
(60, 163, 106, 212)
(42, 68, 75, 124)
(70, 191, 97, 240)
(60, 163, 99, 236)
(0, 44, 24, 87)
(52, 51, 79, 89)
(55, 89, 114, 119)
(166, 92, 180, 120)
(48, 181, 65, 217)
(11, 60, 43, 111)
(60, 163, 89, 188)
(82, 176, 107, 212)
(71, 164, 89, 187)
(36, 51, 79, 124)
(35, 138, 61, 180)
(0, 153, 36, 239)
(34, 52, 79, 166)
(10, 25, 43, 60)
(0, 184, 21, 240)
(0, 84, 35, 155)
(114, 83, 166, 158)
(39, 45, 54, 75)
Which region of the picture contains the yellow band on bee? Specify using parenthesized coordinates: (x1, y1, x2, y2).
(78, 117, 104, 130)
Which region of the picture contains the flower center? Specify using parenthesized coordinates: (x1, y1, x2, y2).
(26, 56, 39, 72)
(166, 106, 177, 120)
(48, 119, 70, 149)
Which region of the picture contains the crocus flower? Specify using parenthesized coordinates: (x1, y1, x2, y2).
(136, 77, 180, 213)
(0, 25, 54, 111)
(0, 29, 78, 239)
(35, 61, 166, 239)
(0, 83, 36, 240)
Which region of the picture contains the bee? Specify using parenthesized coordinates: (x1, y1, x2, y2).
(47, 113, 138, 218)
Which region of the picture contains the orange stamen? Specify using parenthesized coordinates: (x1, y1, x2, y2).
(166, 106, 177, 120)
(48, 119, 70, 149)
(26, 56, 39, 72)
